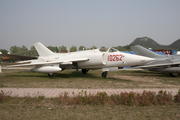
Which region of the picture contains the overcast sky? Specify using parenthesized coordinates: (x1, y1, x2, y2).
(0, 0, 180, 50)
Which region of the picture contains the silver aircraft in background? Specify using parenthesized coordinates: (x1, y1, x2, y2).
(8, 42, 155, 78)
(131, 45, 180, 77)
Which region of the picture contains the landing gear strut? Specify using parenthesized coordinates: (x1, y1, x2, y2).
(170, 73, 178, 77)
(82, 69, 89, 74)
(102, 71, 108, 78)
(48, 73, 54, 77)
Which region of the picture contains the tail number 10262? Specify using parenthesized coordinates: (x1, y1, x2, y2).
(108, 54, 123, 61)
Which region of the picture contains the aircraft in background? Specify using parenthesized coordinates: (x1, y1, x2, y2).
(8, 42, 155, 78)
(131, 45, 180, 77)
(0, 50, 38, 62)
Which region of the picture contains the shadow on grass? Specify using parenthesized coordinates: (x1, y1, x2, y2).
(54, 71, 98, 78)
(55, 71, 134, 82)
(3, 70, 134, 82)
(126, 70, 173, 77)
(108, 77, 132, 82)
(3, 71, 99, 79)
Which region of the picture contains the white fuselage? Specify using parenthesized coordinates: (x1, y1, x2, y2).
(10, 42, 155, 74)
(35, 49, 154, 71)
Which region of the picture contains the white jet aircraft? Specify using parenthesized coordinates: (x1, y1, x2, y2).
(9, 42, 155, 78)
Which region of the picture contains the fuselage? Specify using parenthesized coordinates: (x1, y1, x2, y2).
(9, 42, 155, 76)
(36, 48, 154, 70)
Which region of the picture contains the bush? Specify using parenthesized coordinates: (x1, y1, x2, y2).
(57, 90, 176, 106)
(138, 91, 157, 106)
(157, 90, 173, 105)
(175, 89, 180, 102)
(0, 90, 11, 103)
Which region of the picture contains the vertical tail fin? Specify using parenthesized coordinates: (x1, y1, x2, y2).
(34, 42, 55, 56)
(131, 45, 162, 58)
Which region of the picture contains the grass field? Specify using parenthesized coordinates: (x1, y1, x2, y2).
(0, 97, 180, 120)
(0, 69, 180, 88)
(0, 69, 180, 120)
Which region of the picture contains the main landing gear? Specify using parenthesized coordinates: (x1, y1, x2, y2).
(82, 69, 108, 78)
(170, 73, 178, 77)
(48, 73, 54, 77)
(82, 69, 89, 74)
(102, 71, 108, 78)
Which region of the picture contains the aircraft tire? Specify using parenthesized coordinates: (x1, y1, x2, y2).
(48, 73, 54, 77)
(170, 73, 178, 77)
(102, 71, 108, 78)
(82, 69, 89, 74)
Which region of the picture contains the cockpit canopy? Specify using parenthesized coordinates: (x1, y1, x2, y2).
(100, 47, 119, 52)
(107, 48, 118, 52)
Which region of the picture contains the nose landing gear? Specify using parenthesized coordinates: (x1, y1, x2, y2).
(48, 73, 54, 77)
(102, 71, 108, 78)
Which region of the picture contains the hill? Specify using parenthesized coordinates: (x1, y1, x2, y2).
(168, 39, 180, 50)
(129, 37, 180, 50)
(130, 37, 161, 48)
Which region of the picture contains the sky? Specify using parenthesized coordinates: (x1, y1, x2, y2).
(0, 0, 180, 51)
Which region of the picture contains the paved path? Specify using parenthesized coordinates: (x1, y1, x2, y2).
(0, 88, 179, 98)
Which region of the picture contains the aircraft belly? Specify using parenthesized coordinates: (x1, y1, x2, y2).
(79, 65, 105, 69)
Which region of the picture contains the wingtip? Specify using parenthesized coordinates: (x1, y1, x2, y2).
(33, 42, 42, 46)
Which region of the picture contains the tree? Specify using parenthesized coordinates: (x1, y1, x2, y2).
(100, 46, 108, 52)
(90, 46, 97, 49)
(10, 46, 20, 53)
(59, 46, 67, 51)
(70, 46, 77, 52)
(0, 49, 8, 54)
(20, 45, 28, 52)
(79, 46, 86, 51)
(10, 45, 28, 53)
(54, 47, 59, 53)
(31, 46, 35, 50)
(47, 46, 57, 52)
(59, 46, 68, 53)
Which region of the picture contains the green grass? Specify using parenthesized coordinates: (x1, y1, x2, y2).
(0, 69, 180, 88)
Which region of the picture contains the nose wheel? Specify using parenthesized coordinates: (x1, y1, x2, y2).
(102, 71, 108, 78)
(170, 73, 178, 77)
(48, 73, 54, 77)
(82, 69, 89, 74)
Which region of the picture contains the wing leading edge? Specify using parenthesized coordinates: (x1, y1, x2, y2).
(140, 62, 180, 68)
(8, 58, 89, 67)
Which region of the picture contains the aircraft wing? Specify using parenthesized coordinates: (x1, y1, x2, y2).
(0, 54, 37, 60)
(8, 58, 89, 67)
(140, 62, 180, 69)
